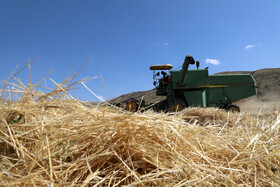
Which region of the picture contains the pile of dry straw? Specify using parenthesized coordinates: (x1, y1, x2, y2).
(0, 66, 280, 186)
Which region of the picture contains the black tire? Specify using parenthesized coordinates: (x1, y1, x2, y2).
(225, 104, 240, 112)
(169, 98, 188, 112)
(125, 102, 137, 112)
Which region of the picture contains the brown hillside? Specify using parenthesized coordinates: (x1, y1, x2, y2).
(110, 88, 166, 105)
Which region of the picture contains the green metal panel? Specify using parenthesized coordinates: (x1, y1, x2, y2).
(209, 85, 256, 104)
(202, 90, 207, 106)
(209, 74, 254, 85)
(206, 87, 230, 107)
(172, 69, 209, 89)
(207, 74, 257, 107)
(184, 90, 207, 107)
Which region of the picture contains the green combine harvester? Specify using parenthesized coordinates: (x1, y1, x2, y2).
(124, 55, 257, 112)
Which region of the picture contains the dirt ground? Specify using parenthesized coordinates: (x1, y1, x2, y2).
(235, 95, 280, 113)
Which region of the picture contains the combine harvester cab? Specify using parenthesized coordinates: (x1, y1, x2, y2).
(150, 55, 257, 112)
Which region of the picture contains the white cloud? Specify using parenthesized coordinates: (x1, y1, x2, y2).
(205, 58, 220, 65)
(245, 44, 256, 50)
(156, 42, 169, 47)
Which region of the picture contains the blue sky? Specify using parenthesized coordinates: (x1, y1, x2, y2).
(0, 0, 279, 101)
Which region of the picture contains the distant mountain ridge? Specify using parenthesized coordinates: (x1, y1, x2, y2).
(110, 68, 280, 105)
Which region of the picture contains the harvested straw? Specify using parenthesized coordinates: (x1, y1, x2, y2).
(0, 70, 280, 186)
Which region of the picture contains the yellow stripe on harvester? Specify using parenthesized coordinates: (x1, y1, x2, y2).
(208, 85, 232, 88)
(197, 84, 231, 88)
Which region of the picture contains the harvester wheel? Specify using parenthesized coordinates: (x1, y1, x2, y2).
(125, 102, 137, 112)
(169, 98, 188, 112)
(226, 104, 240, 112)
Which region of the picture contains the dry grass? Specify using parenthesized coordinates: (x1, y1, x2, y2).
(0, 71, 280, 186)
